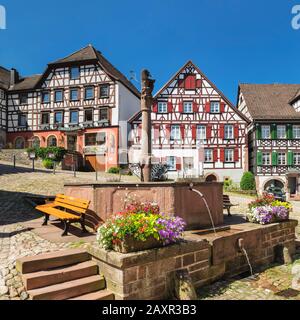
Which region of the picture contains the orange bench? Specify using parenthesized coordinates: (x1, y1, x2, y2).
(36, 194, 90, 236)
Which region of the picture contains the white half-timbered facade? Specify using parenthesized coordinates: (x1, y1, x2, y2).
(1, 45, 140, 171)
(129, 61, 249, 182)
(0, 66, 10, 147)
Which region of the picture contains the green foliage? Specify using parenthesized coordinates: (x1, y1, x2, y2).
(107, 167, 120, 174)
(42, 158, 54, 169)
(240, 172, 256, 191)
(224, 179, 233, 190)
(26, 147, 66, 162)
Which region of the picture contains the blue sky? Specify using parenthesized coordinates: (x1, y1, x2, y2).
(0, 0, 299, 103)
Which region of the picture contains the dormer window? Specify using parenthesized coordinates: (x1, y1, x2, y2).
(70, 67, 80, 80)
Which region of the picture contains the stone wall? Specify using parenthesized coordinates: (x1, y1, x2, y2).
(0, 149, 44, 168)
(88, 220, 298, 300)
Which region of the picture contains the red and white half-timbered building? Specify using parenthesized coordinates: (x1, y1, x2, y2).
(129, 61, 250, 182)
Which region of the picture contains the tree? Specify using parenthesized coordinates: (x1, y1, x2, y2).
(240, 172, 256, 191)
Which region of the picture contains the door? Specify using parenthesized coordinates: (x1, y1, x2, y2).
(288, 177, 297, 195)
(85, 155, 106, 172)
(67, 135, 77, 152)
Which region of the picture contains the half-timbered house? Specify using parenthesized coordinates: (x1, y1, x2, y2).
(129, 61, 249, 182)
(1, 45, 140, 171)
(237, 84, 300, 198)
(0, 66, 10, 147)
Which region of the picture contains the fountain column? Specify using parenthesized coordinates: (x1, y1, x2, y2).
(140, 70, 155, 182)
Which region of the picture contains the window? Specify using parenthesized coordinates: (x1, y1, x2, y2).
(47, 135, 57, 147)
(170, 125, 180, 140)
(42, 91, 50, 103)
(293, 125, 300, 139)
(85, 87, 94, 100)
(70, 88, 79, 101)
(183, 102, 193, 114)
(54, 90, 63, 102)
(278, 153, 286, 165)
(261, 125, 271, 139)
(19, 93, 28, 105)
(70, 67, 80, 80)
(158, 102, 167, 113)
(197, 125, 206, 140)
(54, 111, 63, 124)
(18, 114, 27, 127)
(41, 113, 50, 124)
(210, 101, 220, 113)
(85, 133, 106, 146)
(277, 125, 286, 139)
(262, 152, 271, 165)
(204, 149, 213, 162)
(224, 125, 234, 139)
(99, 108, 108, 121)
(15, 137, 25, 149)
(294, 153, 300, 165)
(70, 110, 79, 124)
(32, 137, 40, 148)
(166, 156, 176, 171)
(85, 109, 93, 122)
(225, 149, 234, 162)
(99, 84, 109, 98)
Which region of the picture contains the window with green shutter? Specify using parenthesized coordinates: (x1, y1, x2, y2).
(287, 125, 293, 139)
(257, 151, 262, 166)
(288, 151, 294, 166)
(256, 125, 262, 140)
(272, 151, 278, 166)
(271, 124, 277, 139)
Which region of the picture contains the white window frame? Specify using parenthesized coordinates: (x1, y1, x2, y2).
(294, 153, 300, 165)
(197, 125, 206, 140)
(167, 156, 176, 171)
(278, 152, 286, 165)
(293, 125, 300, 139)
(261, 125, 271, 139)
(225, 149, 234, 163)
(262, 152, 271, 165)
(158, 102, 167, 113)
(171, 125, 180, 140)
(204, 149, 213, 163)
(224, 125, 234, 139)
(277, 125, 286, 139)
(183, 102, 193, 114)
(210, 101, 220, 113)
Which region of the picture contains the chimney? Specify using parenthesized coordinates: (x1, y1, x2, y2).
(10, 68, 19, 86)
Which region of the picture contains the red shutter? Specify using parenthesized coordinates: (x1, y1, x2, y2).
(167, 102, 173, 113)
(234, 149, 239, 162)
(205, 101, 210, 113)
(220, 102, 225, 113)
(220, 149, 225, 162)
(176, 157, 182, 170)
(207, 125, 212, 139)
(185, 74, 196, 90)
(166, 125, 171, 140)
(192, 125, 197, 140)
(178, 101, 184, 113)
(153, 102, 158, 113)
(213, 149, 218, 162)
(180, 125, 185, 140)
(193, 101, 198, 113)
(234, 124, 239, 138)
(196, 79, 202, 88)
(220, 124, 225, 139)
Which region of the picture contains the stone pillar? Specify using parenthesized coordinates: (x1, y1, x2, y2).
(140, 70, 155, 182)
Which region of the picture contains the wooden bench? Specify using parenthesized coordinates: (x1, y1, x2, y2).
(223, 195, 238, 217)
(35, 194, 90, 236)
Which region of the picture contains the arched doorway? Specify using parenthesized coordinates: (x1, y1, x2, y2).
(47, 135, 57, 147)
(15, 137, 25, 149)
(205, 174, 217, 182)
(264, 179, 285, 191)
(31, 136, 40, 148)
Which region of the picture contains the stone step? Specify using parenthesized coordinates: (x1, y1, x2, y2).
(16, 249, 91, 274)
(69, 289, 115, 300)
(22, 260, 98, 290)
(28, 275, 105, 300)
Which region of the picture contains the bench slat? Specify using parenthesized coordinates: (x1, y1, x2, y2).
(54, 201, 87, 214)
(56, 194, 90, 208)
(54, 197, 90, 211)
(36, 205, 80, 220)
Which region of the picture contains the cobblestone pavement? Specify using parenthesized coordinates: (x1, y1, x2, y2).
(198, 255, 300, 300)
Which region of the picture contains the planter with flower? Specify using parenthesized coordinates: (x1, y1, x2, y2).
(96, 201, 186, 253)
(246, 193, 292, 225)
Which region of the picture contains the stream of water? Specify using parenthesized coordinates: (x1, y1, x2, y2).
(241, 247, 254, 276)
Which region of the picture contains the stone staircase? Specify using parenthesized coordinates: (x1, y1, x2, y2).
(16, 249, 114, 300)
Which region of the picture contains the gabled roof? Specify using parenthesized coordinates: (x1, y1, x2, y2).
(290, 89, 300, 104)
(0, 66, 10, 90)
(10, 74, 42, 91)
(238, 84, 300, 120)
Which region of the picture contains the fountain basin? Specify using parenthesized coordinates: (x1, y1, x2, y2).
(64, 181, 224, 230)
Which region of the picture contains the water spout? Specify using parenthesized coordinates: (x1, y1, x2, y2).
(237, 238, 253, 277)
(189, 183, 217, 237)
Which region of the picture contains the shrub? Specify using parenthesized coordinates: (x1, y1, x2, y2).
(107, 167, 120, 174)
(42, 158, 54, 169)
(26, 147, 66, 162)
(224, 179, 233, 190)
(240, 172, 256, 191)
